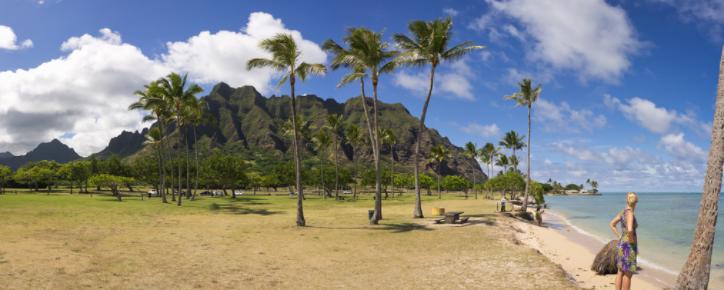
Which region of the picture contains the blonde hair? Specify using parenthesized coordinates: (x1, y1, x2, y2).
(627, 192, 638, 207)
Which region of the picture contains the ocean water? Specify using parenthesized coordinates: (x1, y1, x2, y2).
(546, 192, 724, 277)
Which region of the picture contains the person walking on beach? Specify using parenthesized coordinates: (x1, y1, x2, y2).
(609, 192, 638, 290)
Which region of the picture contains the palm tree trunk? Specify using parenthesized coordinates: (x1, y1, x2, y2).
(185, 128, 191, 200)
(193, 126, 199, 201)
(334, 137, 339, 200)
(356, 78, 380, 223)
(413, 63, 436, 218)
(177, 121, 183, 207)
(159, 119, 168, 203)
(437, 165, 441, 199)
(522, 104, 531, 212)
(290, 76, 306, 227)
(321, 154, 325, 198)
(371, 77, 382, 224)
(675, 47, 724, 290)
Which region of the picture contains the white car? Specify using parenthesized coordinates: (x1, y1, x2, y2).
(147, 189, 158, 196)
(233, 190, 244, 196)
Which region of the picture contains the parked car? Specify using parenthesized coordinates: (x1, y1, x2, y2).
(233, 190, 244, 196)
(147, 189, 158, 197)
(342, 190, 352, 195)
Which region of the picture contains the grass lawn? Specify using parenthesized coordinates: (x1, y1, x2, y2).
(0, 190, 576, 289)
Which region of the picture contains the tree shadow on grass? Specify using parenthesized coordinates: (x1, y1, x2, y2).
(208, 202, 281, 216)
(372, 223, 433, 233)
(224, 196, 271, 205)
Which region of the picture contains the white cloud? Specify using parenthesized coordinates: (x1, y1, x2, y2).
(0, 25, 33, 50)
(476, 0, 641, 82)
(394, 59, 475, 100)
(163, 12, 326, 94)
(660, 132, 707, 161)
(535, 99, 606, 132)
(462, 123, 500, 137)
(443, 8, 459, 17)
(604, 94, 707, 135)
(0, 12, 326, 156)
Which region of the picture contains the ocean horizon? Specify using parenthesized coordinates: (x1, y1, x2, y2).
(547, 192, 724, 281)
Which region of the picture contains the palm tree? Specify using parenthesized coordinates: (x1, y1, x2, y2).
(464, 142, 478, 199)
(322, 28, 396, 225)
(345, 124, 362, 200)
(394, 17, 483, 218)
(326, 114, 343, 199)
(499, 130, 525, 171)
(144, 127, 164, 196)
(187, 99, 205, 200)
(129, 80, 171, 203)
(496, 154, 509, 174)
(157, 73, 203, 207)
(676, 48, 724, 289)
(509, 155, 519, 173)
(380, 128, 397, 198)
(479, 142, 497, 198)
(247, 34, 326, 226)
(312, 130, 331, 198)
(506, 78, 541, 212)
(428, 145, 450, 199)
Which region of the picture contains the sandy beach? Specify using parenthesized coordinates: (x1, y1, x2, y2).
(506, 209, 680, 289)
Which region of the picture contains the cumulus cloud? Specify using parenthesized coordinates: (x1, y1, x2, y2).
(474, 0, 641, 82)
(394, 59, 476, 100)
(163, 12, 326, 94)
(443, 8, 459, 17)
(0, 25, 33, 50)
(535, 99, 606, 132)
(604, 94, 705, 135)
(0, 12, 326, 156)
(462, 123, 500, 137)
(660, 132, 707, 161)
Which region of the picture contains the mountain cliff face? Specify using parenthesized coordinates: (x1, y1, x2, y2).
(0, 139, 81, 170)
(94, 128, 148, 158)
(126, 83, 486, 181)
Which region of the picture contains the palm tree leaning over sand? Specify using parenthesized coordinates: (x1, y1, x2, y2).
(326, 114, 343, 199)
(247, 34, 327, 227)
(506, 78, 541, 213)
(428, 145, 450, 199)
(322, 28, 396, 225)
(394, 17, 483, 218)
(499, 130, 525, 172)
(464, 142, 477, 199)
(676, 47, 724, 289)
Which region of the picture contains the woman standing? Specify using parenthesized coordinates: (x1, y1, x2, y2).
(609, 192, 639, 290)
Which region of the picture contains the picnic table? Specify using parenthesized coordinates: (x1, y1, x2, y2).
(444, 211, 465, 224)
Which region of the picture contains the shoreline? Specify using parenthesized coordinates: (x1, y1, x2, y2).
(506, 209, 675, 289)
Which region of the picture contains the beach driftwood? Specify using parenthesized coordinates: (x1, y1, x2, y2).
(591, 240, 618, 275)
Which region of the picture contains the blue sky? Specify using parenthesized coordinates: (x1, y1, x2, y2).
(1, 0, 722, 191)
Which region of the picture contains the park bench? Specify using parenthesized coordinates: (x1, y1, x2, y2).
(434, 212, 468, 224)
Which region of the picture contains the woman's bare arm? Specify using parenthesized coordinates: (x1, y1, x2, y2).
(609, 213, 621, 238)
(626, 210, 635, 243)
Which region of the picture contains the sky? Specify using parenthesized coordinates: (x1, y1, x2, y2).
(1, 0, 723, 191)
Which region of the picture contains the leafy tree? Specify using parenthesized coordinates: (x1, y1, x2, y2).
(483, 171, 525, 200)
(531, 181, 545, 205)
(564, 184, 581, 191)
(0, 165, 11, 194)
(14, 161, 59, 193)
(202, 150, 249, 198)
(323, 28, 396, 224)
(89, 174, 132, 201)
(506, 78, 541, 212)
(419, 173, 434, 195)
(394, 17, 483, 218)
(442, 175, 470, 192)
(428, 145, 450, 199)
(248, 34, 326, 226)
(58, 161, 91, 194)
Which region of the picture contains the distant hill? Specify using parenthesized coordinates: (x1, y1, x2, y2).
(118, 83, 486, 181)
(0, 139, 81, 170)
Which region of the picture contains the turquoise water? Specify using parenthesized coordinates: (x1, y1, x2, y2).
(546, 192, 724, 275)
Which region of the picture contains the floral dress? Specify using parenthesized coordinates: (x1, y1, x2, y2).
(617, 208, 638, 273)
